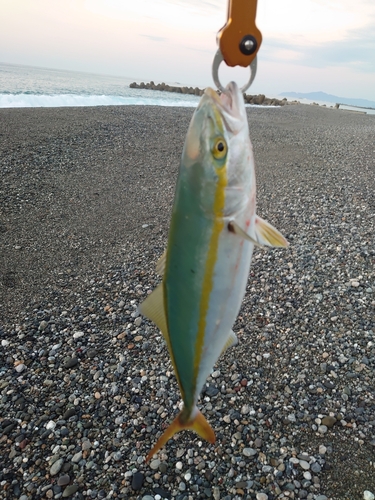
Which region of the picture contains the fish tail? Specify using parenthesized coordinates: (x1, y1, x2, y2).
(146, 407, 215, 462)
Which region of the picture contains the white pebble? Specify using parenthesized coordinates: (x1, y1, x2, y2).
(46, 420, 56, 430)
(134, 317, 142, 326)
(299, 460, 310, 470)
(15, 363, 26, 373)
(176, 461, 183, 470)
(364, 491, 375, 500)
(73, 331, 84, 339)
(319, 445, 327, 454)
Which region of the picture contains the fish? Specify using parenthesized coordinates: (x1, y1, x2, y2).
(139, 81, 288, 461)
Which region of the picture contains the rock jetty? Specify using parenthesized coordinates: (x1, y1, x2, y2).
(129, 81, 298, 106)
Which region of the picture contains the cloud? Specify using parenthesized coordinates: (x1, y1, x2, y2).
(140, 34, 167, 42)
(262, 24, 375, 73)
(164, 0, 222, 15)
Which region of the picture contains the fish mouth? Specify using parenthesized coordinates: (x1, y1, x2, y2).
(203, 82, 243, 132)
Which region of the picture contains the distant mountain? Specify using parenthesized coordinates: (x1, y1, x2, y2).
(279, 91, 375, 109)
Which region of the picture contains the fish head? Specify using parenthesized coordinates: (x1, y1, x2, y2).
(181, 81, 254, 218)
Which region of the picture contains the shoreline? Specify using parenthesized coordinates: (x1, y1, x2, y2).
(1, 104, 374, 500)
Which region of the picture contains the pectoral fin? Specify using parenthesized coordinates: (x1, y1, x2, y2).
(228, 218, 288, 248)
(228, 221, 264, 247)
(253, 215, 289, 247)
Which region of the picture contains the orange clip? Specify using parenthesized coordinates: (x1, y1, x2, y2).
(217, 0, 262, 68)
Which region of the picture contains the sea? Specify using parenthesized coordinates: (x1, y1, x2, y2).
(0, 62, 203, 108)
(1, 62, 374, 114)
(0, 62, 281, 110)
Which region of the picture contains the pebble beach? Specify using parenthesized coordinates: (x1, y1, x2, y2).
(0, 103, 374, 500)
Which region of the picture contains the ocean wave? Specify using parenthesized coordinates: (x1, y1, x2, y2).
(0, 93, 200, 108)
(0, 93, 281, 109)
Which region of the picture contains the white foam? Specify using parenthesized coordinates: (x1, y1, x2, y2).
(0, 93, 282, 109)
(0, 93, 200, 108)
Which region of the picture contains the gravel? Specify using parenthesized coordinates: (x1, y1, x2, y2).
(0, 103, 374, 499)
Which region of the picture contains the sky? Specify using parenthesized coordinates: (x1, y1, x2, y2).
(0, 0, 374, 100)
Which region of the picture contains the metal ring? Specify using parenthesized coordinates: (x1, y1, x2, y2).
(212, 49, 257, 93)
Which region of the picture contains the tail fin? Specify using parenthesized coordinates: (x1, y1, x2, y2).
(146, 407, 215, 462)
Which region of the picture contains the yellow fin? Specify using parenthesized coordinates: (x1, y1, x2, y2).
(228, 221, 264, 248)
(254, 215, 289, 248)
(155, 250, 167, 276)
(138, 283, 169, 343)
(146, 407, 215, 462)
(221, 329, 238, 355)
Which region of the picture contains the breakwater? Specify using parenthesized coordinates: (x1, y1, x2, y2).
(129, 81, 298, 106)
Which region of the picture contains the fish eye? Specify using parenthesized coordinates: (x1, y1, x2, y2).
(212, 138, 227, 160)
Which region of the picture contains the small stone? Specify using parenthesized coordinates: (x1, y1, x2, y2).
(71, 451, 82, 463)
(243, 447, 257, 457)
(39, 320, 48, 331)
(319, 445, 327, 454)
(46, 420, 56, 430)
(132, 472, 144, 490)
(364, 492, 374, 500)
(150, 459, 160, 470)
(256, 494, 268, 500)
(176, 461, 183, 470)
(254, 438, 262, 448)
(62, 484, 79, 497)
(318, 425, 328, 434)
(50, 458, 64, 476)
(15, 363, 26, 373)
(321, 416, 336, 428)
(299, 460, 310, 470)
(64, 357, 78, 369)
(73, 330, 84, 339)
(311, 462, 321, 473)
(57, 475, 70, 486)
(159, 462, 168, 473)
(63, 408, 76, 419)
(82, 440, 91, 451)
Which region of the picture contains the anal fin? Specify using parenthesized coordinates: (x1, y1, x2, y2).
(155, 250, 167, 276)
(138, 283, 169, 345)
(221, 329, 238, 356)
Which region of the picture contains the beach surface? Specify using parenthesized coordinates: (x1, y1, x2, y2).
(0, 103, 374, 499)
